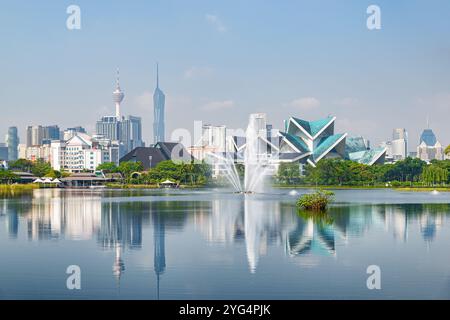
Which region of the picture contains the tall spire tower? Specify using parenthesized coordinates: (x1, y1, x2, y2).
(113, 68, 125, 120)
(153, 63, 166, 144)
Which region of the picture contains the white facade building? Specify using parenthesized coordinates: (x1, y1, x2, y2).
(380, 128, 408, 162)
(51, 133, 119, 173)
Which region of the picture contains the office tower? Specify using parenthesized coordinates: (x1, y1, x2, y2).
(96, 116, 120, 141)
(26, 125, 60, 146)
(417, 126, 444, 161)
(119, 116, 144, 152)
(43, 125, 61, 144)
(6, 126, 19, 161)
(113, 69, 124, 120)
(153, 63, 166, 144)
(0, 143, 8, 161)
(391, 128, 408, 160)
(27, 125, 43, 147)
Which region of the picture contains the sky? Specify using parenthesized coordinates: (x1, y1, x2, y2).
(1, 0, 450, 149)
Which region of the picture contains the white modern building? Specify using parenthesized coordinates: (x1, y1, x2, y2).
(51, 133, 119, 173)
(380, 128, 408, 162)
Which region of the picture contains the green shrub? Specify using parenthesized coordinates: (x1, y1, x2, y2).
(297, 189, 335, 211)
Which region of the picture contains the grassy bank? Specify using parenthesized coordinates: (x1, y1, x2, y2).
(0, 184, 41, 196)
(274, 184, 450, 192)
(395, 187, 450, 192)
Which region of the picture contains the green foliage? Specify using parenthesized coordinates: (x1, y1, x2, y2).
(8, 159, 33, 172)
(297, 189, 335, 211)
(111, 160, 212, 186)
(0, 170, 19, 184)
(116, 161, 144, 183)
(30, 160, 52, 177)
(277, 163, 303, 184)
(384, 157, 426, 183)
(96, 162, 118, 173)
(301, 157, 429, 187)
(445, 145, 450, 156)
(421, 164, 448, 186)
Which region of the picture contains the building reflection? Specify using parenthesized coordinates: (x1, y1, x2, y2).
(1, 190, 449, 279)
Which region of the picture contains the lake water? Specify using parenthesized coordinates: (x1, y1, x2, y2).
(1, 188, 450, 300)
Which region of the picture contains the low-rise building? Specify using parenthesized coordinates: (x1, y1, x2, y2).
(120, 142, 191, 170)
(51, 133, 119, 173)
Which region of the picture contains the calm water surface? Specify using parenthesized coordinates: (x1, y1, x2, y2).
(1, 188, 450, 299)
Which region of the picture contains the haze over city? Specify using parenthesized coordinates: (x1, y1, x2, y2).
(1, 0, 449, 147)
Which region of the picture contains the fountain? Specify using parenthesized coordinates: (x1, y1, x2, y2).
(208, 113, 274, 194)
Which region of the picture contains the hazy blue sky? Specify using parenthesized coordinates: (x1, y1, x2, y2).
(1, 0, 449, 149)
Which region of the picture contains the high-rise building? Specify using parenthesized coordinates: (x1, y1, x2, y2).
(417, 126, 444, 161)
(0, 143, 9, 161)
(6, 126, 19, 161)
(96, 71, 144, 157)
(27, 125, 43, 147)
(153, 64, 166, 144)
(26, 125, 60, 146)
(381, 128, 408, 162)
(119, 116, 144, 153)
(96, 116, 120, 141)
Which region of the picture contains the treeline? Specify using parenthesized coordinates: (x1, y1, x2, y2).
(0, 159, 66, 183)
(97, 160, 212, 186)
(276, 158, 450, 187)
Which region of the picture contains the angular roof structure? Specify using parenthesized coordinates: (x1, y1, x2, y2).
(279, 116, 346, 166)
(286, 117, 336, 139)
(278, 116, 385, 166)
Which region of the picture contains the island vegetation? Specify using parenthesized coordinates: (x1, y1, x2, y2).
(297, 189, 335, 211)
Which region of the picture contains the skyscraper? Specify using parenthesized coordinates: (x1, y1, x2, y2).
(389, 128, 408, 161)
(26, 125, 60, 146)
(417, 119, 444, 161)
(0, 143, 8, 161)
(6, 126, 19, 161)
(153, 64, 165, 144)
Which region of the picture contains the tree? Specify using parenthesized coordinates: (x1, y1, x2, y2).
(117, 161, 144, 183)
(445, 145, 450, 158)
(0, 170, 18, 184)
(44, 169, 62, 179)
(31, 160, 52, 177)
(277, 163, 302, 184)
(8, 159, 33, 172)
(421, 164, 448, 186)
(96, 162, 118, 173)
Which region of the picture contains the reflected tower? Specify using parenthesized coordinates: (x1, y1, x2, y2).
(153, 211, 166, 300)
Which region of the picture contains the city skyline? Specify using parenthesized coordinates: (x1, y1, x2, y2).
(1, 1, 450, 149)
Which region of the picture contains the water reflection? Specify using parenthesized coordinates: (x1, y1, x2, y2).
(0, 189, 449, 280)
